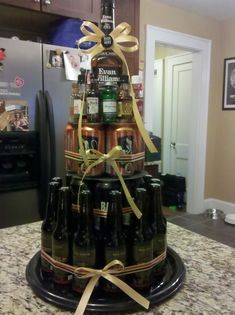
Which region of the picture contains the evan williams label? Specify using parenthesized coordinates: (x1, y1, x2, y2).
(96, 68, 120, 83)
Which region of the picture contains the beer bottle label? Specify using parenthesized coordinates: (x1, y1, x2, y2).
(103, 99, 117, 113)
(87, 97, 99, 114)
(73, 247, 96, 292)
(52, 240, 70, 284)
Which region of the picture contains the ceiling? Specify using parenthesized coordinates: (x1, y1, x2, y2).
(155, 0, 235, 21)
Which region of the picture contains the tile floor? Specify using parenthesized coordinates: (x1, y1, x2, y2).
(163, 207, 235, 248)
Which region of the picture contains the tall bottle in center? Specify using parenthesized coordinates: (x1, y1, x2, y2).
(91, 0, 123, 86)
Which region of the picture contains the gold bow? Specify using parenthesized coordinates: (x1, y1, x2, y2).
(74, 259, 150, 315)
(79, 146, 142, 219)
(77, 21, 157, 154)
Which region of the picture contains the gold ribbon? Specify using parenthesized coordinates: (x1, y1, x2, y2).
(79, 145, 142, 219)
(74, 260, 150, 315)
(77, 21, 157, 154)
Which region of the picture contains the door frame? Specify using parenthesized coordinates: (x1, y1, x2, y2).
(144, 25, 211, 214)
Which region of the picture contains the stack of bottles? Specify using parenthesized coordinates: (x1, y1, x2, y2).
(41, 173, 167, 294)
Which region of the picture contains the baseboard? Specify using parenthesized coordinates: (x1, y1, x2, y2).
(204, 198, 235, 215)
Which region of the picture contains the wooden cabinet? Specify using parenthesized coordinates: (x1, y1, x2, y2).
(0, 0, 101, 22)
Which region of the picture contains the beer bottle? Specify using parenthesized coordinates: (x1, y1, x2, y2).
(72, 189, 96, 293)
(41, 181, 60, 278)
(91, 0, 123, 86)
(149, 183, 167, 258)
(117, 75, 133, 122)
(104, 190, 126, 292)
(130, 188, 153, 290)
(51, 176, 63, 223)
(87, 73, 100, 122)
(52, 187, 72, 292)
(100, 81, 117, 123)
(65, 173, 72, 187)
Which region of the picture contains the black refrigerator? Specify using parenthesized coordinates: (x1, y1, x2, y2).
(0, 37, 88, 228)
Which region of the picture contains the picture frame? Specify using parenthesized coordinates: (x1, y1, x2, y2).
(222, 57, 235, 110)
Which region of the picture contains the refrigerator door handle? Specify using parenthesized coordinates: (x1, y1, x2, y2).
(44, 90, 56, 179)
(36, 90, 50, 219)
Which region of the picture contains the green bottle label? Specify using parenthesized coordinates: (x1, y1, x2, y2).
(103, 100, 116, 113)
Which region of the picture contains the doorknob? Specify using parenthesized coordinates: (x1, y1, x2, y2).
(170, 142, 176, 149)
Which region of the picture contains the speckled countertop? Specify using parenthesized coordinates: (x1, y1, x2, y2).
(0, 221, 234, 315)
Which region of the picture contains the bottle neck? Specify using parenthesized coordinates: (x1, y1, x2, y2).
(100, 0, 115, 35)
(55, 188, 69, 230)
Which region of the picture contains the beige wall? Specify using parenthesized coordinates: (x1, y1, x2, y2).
(139, 0, 234, 203)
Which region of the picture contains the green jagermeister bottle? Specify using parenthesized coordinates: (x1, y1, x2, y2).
(41, 181, 60, 278)
(130, 188, 153, 291)
(72, 190, 96, 293)
(100, 81, 117, 123)
(104, 190, 127, 292)
(52, 187, 72, 292)
(149, 183, 167, 278)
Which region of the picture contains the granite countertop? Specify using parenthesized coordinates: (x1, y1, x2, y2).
(0, 221, 234, 315)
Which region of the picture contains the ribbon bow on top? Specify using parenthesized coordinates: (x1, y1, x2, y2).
(77, 21, 157, 154)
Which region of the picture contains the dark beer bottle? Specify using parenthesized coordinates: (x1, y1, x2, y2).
(51, 176, 63, 223)
(41, 181, 60, 278)
(72, 189, 96, 293)
(52, 187, 72, 292)
(104, 190, 126, 292)
(65, 173, 72, 187)
(149, 183, 167, 257)
(130, 188, 153, 290)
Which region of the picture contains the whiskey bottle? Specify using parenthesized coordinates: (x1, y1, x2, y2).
(41, 181, 60, 278)
(86, 73, 100, 122)
(76, 74, 87, 122)
(72, 189, 96, 293)
(91, 0, 123, 86)
(130, 188, 153, 290)
(52, 187, 72, 292)
(104, 190, 127, 292)
(69, 82, 79, 123)
(117, 75, 133, 122)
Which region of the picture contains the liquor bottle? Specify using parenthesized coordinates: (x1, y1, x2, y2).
(130, 188, 153, 290)
(69, 82, 79, 123)
(100, 81, 117, 123)
(52, 187, 72, 292)
(91, 0, 123, 86)
(40, 181, 60, 278)
(72, 189, 96, 293)
(149, 183, 167, 258)
(87, 73, 100, 122)
(73, 74, 87, 123)
(104, 190, 127, 292)
(117, 75, 133, 122)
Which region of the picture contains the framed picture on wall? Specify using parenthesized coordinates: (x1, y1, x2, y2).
(223, 57, 235, 110)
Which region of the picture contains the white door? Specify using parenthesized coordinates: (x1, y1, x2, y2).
(163, 53, 193, 180)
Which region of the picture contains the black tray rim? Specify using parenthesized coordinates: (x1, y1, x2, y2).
(26, 247, 185, 313)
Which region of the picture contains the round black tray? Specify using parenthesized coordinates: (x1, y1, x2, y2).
(26, 247, 185, 313)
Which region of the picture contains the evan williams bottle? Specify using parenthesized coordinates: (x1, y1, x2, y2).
(130, 188, 153, 291)
(41, 181, 60, 278)
(52, 187, 72, 292)
(104, 190, 127, 292)
(72, 190, 96, 293)
(91, 0, 123, 85)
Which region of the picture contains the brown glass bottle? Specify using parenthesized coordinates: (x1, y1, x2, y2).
(41, 181, 60, 278)
(130, 188, 153, 290)
(91, 0, 123, 86)
(104, 190, 127, 292)
(72, 189, 96, 293)
(51, 176, 63, 223)
(87, 73, 100, 122)
(52, 187, 72, 292)
(117, 75, 133, 122)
